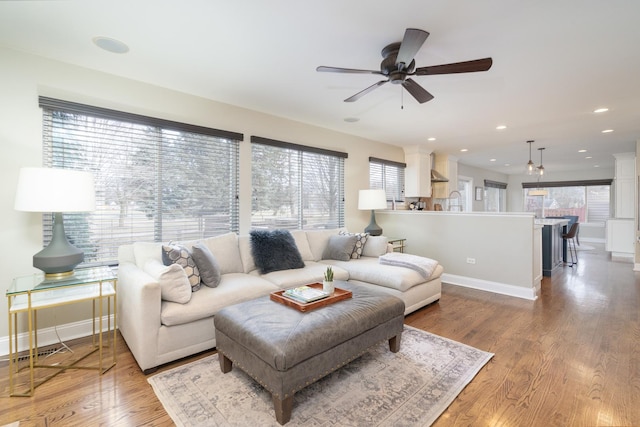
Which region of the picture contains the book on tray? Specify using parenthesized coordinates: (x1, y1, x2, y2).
(283, 286, 329, 303)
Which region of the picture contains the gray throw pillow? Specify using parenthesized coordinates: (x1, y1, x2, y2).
(339, 230, 369, 259)
(191, 243, 222, 288)
(322, 234, 358, 261)
(162, 243, 201, 292)
(250, 229, 305, 275)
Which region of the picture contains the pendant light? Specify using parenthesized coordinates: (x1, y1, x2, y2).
(525, 140, 535, 175)
(537, 147, 545, 176)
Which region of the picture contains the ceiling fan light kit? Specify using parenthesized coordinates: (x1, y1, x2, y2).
(317, 28, 493, 104)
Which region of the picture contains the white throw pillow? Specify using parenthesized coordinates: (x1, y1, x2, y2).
(144, 259, 192, 304)
(202, 232, 244, 274)
(362, 236, 389, 257)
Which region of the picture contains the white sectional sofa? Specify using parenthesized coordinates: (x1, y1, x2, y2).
(117, 228, 443, 373)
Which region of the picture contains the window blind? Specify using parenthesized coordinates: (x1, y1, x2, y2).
(251, 136, 345, 230)
(369, 157, 406, 203)
(41, 97, 241, 266)
(484, 179, 507, 189)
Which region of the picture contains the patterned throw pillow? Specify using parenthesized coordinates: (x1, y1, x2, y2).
(339, 231, 369, 259)
(162, 243, 201, 292)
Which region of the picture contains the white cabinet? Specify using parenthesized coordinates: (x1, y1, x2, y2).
(614, 152, 635, 218)
(432, 155, 458, 199)
(606, 218, 634, 256)
(404, 145, 432, 197)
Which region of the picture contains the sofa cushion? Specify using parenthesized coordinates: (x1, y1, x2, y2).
(160, 273, 278, 326)
(322, 234, 358, 261)
(339, 230, 369, 259)
(254, 261, 349, 288)
(321, 257, 443, 292)
(290, 229, 314, 261)
(191, 243, 222, 288)
(162, 243, 201, 292)
(362, 235, 389, 257)
(144, 259, 192, 304)
(250, 229, 305, 274)
(202, 233, 244, 274)
(305, 228, 343, 261)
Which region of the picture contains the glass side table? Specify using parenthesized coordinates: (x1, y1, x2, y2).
(6, 266, 117, 397)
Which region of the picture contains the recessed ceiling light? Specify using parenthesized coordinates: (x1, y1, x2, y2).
(490, 158, 496, 162)
(602, 129, 614, 133)
(504, 163, 510, 166)
(593, 107, 609, 113)
(594, 165, 600, 168)
(343, 117, 359, 123)
(578, 149, 587, 153)
(427, 137, 436, 141)
(585, 156, 593, 159)
(460, 148, 468, 152)
(93, 36, 129, 54)
(496, 125, 507, 130)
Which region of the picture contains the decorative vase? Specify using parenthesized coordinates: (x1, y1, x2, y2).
(323, 280, 334, 295)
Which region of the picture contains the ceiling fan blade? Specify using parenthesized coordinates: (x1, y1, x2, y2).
(414, 57, 493, 76)
(344, 80, 388, 102)
(317, 66, 384, 75)
(396, 28, 429, 68)
(402, 79, 434, 103)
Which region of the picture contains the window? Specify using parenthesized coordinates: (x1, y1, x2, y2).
(484, 180, 507, 212)
(41, 97, 241, 266)
(457, 176, 473, 212)
(522, 179, 612, 223)
(369, 157, 406, 207)
(251, 136, 346, 230)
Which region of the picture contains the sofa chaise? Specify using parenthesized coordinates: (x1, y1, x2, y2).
(117, 228, 443, 373)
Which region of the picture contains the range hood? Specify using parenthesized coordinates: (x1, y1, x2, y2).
(430, 153, 449, 182)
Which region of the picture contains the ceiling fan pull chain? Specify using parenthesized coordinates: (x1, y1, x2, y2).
(401, 87, 404, 110)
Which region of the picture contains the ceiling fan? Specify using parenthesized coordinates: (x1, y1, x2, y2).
(317, 28, 493, 104)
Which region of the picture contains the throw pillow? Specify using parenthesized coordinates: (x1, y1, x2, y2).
(339, 230, 369, 259)
(362, 235, 389, 257)
(162, 243, 201, 292)
(322, 234, 358, 261)
(250, 229, 305, 275)
(144, 259, 192, 304)
(191, 243, 222, 288)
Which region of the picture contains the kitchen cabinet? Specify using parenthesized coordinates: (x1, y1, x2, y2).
(404, 145, 432, 197)
(606, 218, 634, 257)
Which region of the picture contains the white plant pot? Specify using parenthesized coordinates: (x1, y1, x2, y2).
(323, 280, 334, 295)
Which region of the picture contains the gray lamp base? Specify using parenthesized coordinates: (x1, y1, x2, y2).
(33, 212, 84, 278)
(364, 210, 382, 236)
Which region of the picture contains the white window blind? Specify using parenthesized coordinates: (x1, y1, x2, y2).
(369, 157, 406, 205)
(40, 97, 241, 266)
(251, 136, 346, 230)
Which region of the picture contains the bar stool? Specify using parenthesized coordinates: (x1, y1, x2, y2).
(562, 222, 579, 267)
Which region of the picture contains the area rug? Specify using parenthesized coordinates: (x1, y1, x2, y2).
(148, 326, 493, 426)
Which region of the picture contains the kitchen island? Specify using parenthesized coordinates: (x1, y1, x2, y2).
(535, 218, 569, 276)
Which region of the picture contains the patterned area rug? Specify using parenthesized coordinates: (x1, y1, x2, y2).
(148, 326, 493, 426)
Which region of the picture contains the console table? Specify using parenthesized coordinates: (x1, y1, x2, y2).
(6, 266, 117, 396)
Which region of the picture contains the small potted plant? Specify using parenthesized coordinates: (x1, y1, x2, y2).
(323, 266, 334, 294)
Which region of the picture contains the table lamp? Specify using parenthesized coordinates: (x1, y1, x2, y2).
(14, 167, 96, 278)
(358, 189, 387, 236)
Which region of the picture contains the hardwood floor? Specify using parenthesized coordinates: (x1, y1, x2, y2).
(1, 243, 638, 426)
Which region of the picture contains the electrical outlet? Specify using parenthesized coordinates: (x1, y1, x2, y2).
(466, 257, 476, 264)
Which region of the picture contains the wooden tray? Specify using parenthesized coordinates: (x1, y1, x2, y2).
(270, 283, 352, 312)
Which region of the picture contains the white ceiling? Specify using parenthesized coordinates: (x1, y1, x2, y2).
(1, 0, 639, 175)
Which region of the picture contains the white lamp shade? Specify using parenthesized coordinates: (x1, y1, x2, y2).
(14, 167, 96, 212)
(358, 189, 387, 210)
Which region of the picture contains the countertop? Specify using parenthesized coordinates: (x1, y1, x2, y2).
(535, 218, 569, 226)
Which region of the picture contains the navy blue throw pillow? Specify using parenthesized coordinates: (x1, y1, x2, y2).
(250, 229, 305, 275)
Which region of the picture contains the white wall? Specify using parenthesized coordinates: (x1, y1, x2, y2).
(0, 47, 405, 344)
(377, 211, 540, 300)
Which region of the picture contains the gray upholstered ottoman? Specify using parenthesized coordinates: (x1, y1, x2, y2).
(214, 281, 405, 425)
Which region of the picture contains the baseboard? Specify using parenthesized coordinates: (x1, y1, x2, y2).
(0, 315, 115, 358)
(442, 273, 538, 301)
